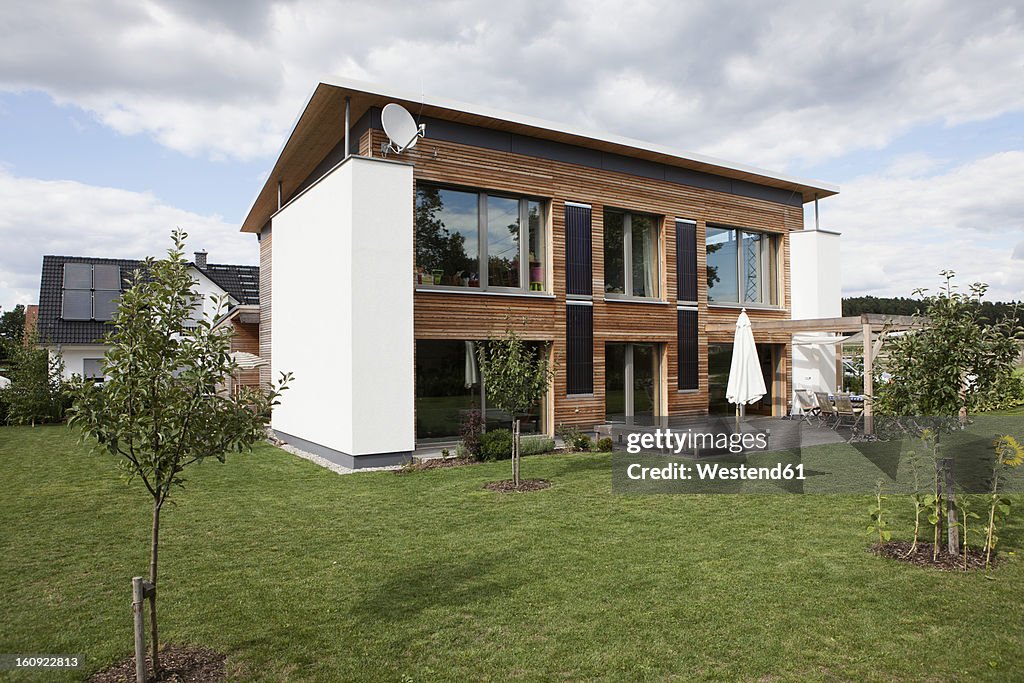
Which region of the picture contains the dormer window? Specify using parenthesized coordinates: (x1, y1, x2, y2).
(61, 263, 121, 321)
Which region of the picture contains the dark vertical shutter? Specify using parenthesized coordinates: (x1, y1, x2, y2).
(565, 204, 592, 296)
(566, 304, 594, 394)
(677, 308, 699, 390)
(676, 220, 697, 302)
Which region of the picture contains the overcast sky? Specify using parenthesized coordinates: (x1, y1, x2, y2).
(1, 0, 1022, 310)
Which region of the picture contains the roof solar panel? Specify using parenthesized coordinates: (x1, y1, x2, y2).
(93, 264, 121, 291)
(62, 290, 92, 320)
(63, 263, 92, 289)
(93, 291, 120, 321)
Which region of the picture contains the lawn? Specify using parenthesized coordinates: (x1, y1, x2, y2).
(2, 425, 1024, 682)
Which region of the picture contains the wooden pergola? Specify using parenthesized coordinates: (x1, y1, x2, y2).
(705, 313, 925, 434)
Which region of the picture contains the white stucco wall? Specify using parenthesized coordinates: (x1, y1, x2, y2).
(789, 228, 842, 398)
(51, 345, 110, 379)
(191, 268, 238, 322)
(271, 156, 415, 457)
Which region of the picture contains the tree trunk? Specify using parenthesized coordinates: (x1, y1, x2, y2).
(149, 500, 162, 679)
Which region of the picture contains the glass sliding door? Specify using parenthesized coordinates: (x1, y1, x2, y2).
(605, 342, 660, 424)
(415, 339, 545, 441)
(706, 342, 776, 416)
(605, 343, 627, 421)
(632, 343, 656, 420)
(415, 340, 482, 440)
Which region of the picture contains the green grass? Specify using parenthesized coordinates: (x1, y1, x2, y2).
(2, 426, 1024, 682)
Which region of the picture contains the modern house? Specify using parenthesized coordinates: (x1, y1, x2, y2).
(35, 252, 260, 383)
(243, 78, 841, 468)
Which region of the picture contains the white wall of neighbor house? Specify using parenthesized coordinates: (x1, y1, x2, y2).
(190, 268, 237, 321)
(50, 345, 110, 380)
(271, 155, 415, 457)
(789, 228, 842, 397)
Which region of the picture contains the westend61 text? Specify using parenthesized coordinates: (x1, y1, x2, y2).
(625, 428, 768, 455)
(626, 462, 806, 481)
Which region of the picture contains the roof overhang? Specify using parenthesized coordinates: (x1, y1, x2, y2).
(705, 314, 925, 335)
(213, 304, 260, 330)
(241, 77, 839, 234)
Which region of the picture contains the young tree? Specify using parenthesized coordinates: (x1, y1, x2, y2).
(69, 230, 289, 680)
(0, 304, 28, 374)
(3, 334, 66, 426)
(476, 328, 555, 487)
(874, 271, 1022, 555)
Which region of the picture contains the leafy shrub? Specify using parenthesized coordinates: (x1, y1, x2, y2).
(4, 340, 68, 426)
(595, 437, 614, 452)
(459, 409, 485, 460)
(557, 424, 593, 452)
(977, 371, 1024, 412)
(0, 386, 9, 425)
(480, 428, 514, 461)
(519, 436, 555, 456)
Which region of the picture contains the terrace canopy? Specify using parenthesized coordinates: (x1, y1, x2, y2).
(705, 314, 924, 435)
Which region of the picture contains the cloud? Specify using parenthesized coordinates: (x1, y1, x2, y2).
(0, 1, 1021, 167)
(824, 151, 1024, 301)
(0, 170, 255, 309)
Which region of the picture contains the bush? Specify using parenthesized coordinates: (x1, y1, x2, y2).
(519, 435, 555, 456)
(557, 424, 593, 452)
(480, 428, 514, 461)
(595, 437, 614, 452)
(0, 387, 9, 425)
(459, 409, 485, 460)
(4, 340, 68, 426)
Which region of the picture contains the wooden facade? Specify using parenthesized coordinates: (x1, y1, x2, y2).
(356, 128, 802, 429)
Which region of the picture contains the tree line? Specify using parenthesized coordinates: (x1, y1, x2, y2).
(843, 295, 1024, 328)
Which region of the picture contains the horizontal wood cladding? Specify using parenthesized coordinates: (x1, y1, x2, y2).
(372, 129, 801, 423)
(230, 320, 260, 355)
(414, 292, 559, 340)
(258, 229, 272, 389)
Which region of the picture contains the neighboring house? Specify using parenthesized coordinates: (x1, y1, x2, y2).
(35, 252, 260, 383)
(241, 78, 841, 469)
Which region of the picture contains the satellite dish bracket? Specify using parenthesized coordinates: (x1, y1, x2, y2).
(380, 123, 426, 157)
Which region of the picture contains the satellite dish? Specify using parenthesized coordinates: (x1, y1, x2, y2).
(381, 102, 426, 155)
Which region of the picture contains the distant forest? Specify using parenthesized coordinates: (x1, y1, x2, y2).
(843, 296, 1024, 327)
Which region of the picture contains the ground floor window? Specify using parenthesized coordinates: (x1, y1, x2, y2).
(415, 339, 544, 440)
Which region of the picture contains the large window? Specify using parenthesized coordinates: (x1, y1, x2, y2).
(415, 186, 546, 292)
(604, 209, 660, 298)
(415, 339, 543, 440)
(706, 226, 778, 305)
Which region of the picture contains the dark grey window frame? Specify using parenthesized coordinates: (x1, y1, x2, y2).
(706, 224, 780, 307)
(416, 183, 548, 295)
(604, 208, 662, 300)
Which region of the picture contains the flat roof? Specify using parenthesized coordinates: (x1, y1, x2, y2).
(241, 76, 839, 234)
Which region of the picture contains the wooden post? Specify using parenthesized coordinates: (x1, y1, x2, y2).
(943, 457, 959, 555)
(132, 577, 147, 683)
(862, 321, 873, 436)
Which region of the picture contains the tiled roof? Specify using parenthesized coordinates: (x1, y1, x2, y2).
(198, 263, 260, 306)
(36, 255, 259, 346)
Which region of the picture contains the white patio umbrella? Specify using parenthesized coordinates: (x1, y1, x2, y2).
(726, 309, 766, 425)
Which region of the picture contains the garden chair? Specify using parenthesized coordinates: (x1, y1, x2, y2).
(793, 389, 819, 426)
(833, 393, 863, 434)
(814, 392, 836, 427)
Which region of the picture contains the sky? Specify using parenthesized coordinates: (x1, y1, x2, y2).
(1, 0, 1022, 311)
